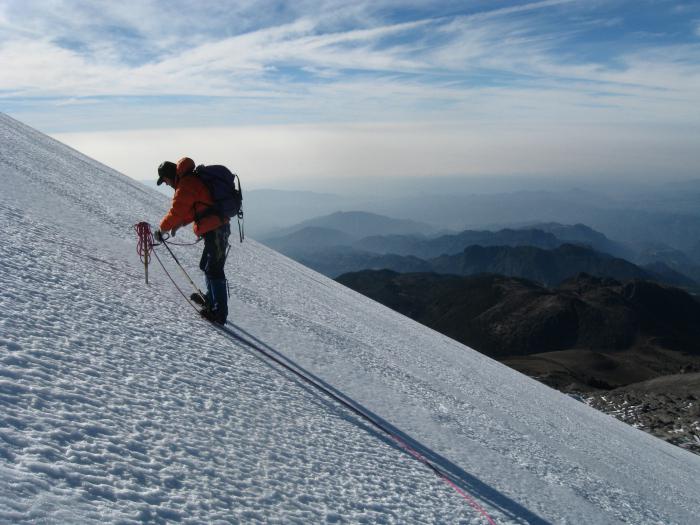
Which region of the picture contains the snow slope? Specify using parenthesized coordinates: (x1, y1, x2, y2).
(1, 112, 699, 524)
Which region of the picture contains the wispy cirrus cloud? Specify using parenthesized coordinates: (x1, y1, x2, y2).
(3, 0, 695, 102)
(2, 1, 700, 182)
(0, 2, 694, 93)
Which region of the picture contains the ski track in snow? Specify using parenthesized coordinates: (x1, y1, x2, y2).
(1, 113, 700, 524)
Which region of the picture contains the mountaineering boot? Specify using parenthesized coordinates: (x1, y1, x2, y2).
(209, 278, 228, 324)
(190, 292, 207, 307)
(196, 277, 226, 324)
(199, 306, 221, 324)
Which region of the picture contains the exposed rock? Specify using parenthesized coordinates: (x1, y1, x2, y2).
(585, 374, 700, 455)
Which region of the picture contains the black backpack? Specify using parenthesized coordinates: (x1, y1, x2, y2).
(194, 164, 243, 221)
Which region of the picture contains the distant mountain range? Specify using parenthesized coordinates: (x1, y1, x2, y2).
(523, 222, 634, 259)
(302, 242, 695, 287)
(261, 211, 697, 287)
(263, 210, 440, 240)
(295, 247, 432, 277)
(233, 189, 355, 238)
(430, 244, 695, 288)
(262, 226, 357, 255)
(337, 271, 700, 392)
(143, 175, 700, 269)
(364, 191, 700, 254)
(354, 228, 560, 258)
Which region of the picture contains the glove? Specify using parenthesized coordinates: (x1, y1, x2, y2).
(154, 229, 164, 243)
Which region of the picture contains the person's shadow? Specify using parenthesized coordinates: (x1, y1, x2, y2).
(216, 322, 551, 525)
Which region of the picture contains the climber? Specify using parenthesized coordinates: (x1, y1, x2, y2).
(155, 157, 231, 324)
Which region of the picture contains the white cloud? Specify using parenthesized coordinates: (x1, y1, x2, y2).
(3, 4, 697, 114)
(5, 0, 700, 184)
(0, 13, 433, 97)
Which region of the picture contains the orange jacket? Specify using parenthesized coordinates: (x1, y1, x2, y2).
(159, 173, 229, 237)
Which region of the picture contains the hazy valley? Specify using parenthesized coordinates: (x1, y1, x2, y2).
(253, 188, 700, 454)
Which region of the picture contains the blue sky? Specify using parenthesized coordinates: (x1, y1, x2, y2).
(1, 0, 699, 185)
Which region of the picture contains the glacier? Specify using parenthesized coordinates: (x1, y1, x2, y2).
(1, 113, 699, 524)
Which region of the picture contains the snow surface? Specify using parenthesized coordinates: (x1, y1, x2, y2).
(1, 112, 699, 524)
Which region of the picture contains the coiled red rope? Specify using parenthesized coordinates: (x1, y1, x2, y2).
(134, 222, 154, 283)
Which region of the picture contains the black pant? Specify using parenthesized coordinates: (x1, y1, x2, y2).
(199, 224, 230, 279)
(199, 224, 230, 321)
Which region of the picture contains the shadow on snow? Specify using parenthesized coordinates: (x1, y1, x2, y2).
(217, 322, 551, 525)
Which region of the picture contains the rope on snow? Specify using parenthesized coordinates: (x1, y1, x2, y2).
(136, 220, 497, 524)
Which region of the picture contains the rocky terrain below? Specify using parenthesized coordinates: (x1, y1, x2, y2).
(582, 373, 700, 455)
(337, 270, 700, 455)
